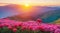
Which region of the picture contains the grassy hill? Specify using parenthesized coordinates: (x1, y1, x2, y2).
(39, 9, 60, 23)
(52, 18, 60, 24)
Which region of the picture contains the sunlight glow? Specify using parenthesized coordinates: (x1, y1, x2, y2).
(20, 3, 32, 18)
(24, 3, 30, 7)
(21, 3, 32, 13)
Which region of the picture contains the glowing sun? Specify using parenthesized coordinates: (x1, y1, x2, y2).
(21, 3, 32, 13)
(24, 3, 30, 7)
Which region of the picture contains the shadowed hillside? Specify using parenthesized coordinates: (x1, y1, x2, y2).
(4, 9, 60, 23)
(39, 9, 60, 23)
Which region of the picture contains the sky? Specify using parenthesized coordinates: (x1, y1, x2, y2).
(0, 0, 60, 18)
(0, 0, 60, 6)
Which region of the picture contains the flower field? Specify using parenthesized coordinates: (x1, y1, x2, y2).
(0, 19, 60, 33)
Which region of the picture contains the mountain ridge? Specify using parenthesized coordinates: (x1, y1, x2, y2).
(0, 4, 60, 23)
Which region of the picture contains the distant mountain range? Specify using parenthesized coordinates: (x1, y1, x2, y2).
(0, 4, 60, 23)
(0, 4, 22, 18)
(5, 9, 60, 23)
(38, 9, 60, 23)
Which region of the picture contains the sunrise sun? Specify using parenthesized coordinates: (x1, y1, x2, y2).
(24, 3, 30, 7)
(21, 3, 32, 13)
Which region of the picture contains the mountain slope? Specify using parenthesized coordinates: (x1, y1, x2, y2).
(0, 4, 60, 23)
(39, 9, 60, 23)
(52, 18, 60, 24)
(4, 9, 60, 22)
(0, 4, 59, 18)
(0, 4, 22, 18)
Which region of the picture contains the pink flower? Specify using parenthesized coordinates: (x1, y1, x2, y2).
(36, 19, 42, 23)
(13, 28, 17, 32)
(4, 23, 9, 27)
(38, 26, 44, 31)
(0, 24, 3, 28)
(21, 26, 26, 31)
(54, 29, 60, 33)
(28, 26, 33, 30)
(18, 23, 22, 27)
(13, 24, 17, 28)
(8, 26, 13, 30)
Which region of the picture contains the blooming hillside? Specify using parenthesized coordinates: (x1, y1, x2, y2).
(0, 19, 60, 33)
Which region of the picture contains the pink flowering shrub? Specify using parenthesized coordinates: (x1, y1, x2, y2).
(0, 19, 60, 33)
